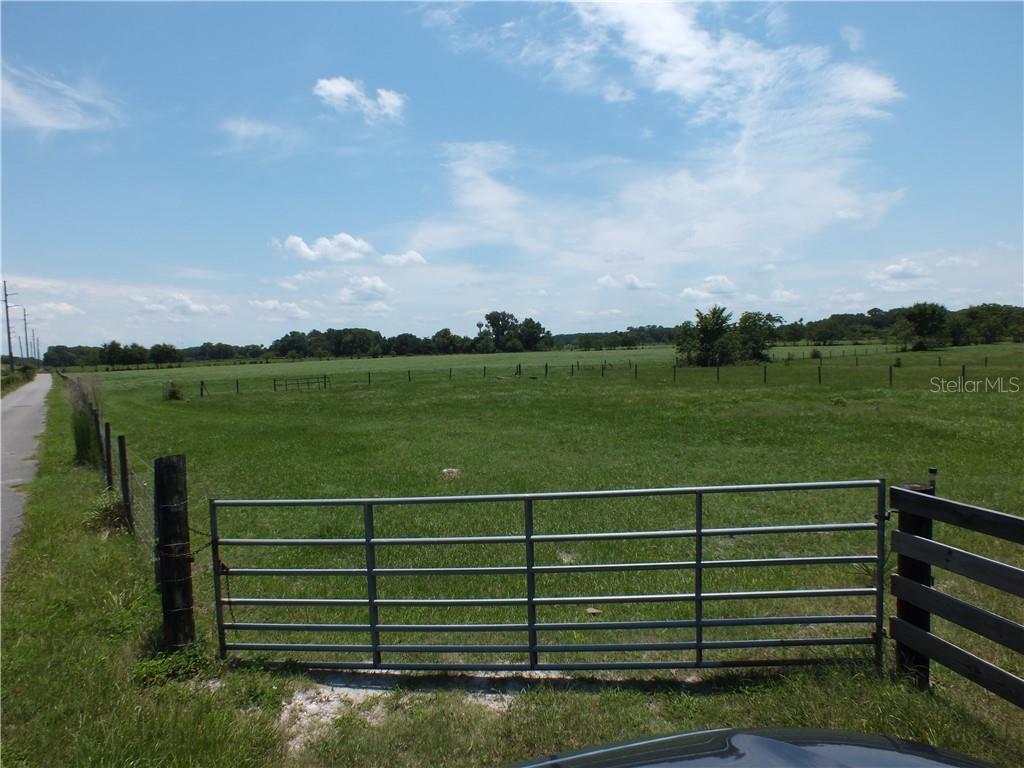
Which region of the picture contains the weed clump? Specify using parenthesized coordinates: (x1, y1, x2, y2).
(85, 489, 128, 534)
(133, 643, 212, 687)
(163, 380, 185, 400)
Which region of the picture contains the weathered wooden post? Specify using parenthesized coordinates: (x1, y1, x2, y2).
(91, 406, 104, 471)
(716, 366, 720, 383)
(818, 366, 822, 385)
(200, 380, 205, 398)
(408, 370, 411, 382)
(892, 470, 937, 690)
(117, 435, 134, 533)
(889, 365, 894, 387)
(154, 455, 195, 651)
(236, 379, 240, 395)
(763, 366, 767, 385)
(103, 422, 114, 490)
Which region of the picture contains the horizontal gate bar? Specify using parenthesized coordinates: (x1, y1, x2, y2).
(223, 555, 878, 579)
(221, 588, 875, 609)
(216, 524, 875, 548)
(221, 615, 876, 634)
(211, 479, 882, 508)
(225, 637, 872, 655)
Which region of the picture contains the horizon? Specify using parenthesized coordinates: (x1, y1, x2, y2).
(2, 2, 1022, 350)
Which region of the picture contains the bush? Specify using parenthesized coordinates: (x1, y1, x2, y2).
(163, 380, 184, 401)
(66, 378, 101, 467)
(810, 349, 823, 360)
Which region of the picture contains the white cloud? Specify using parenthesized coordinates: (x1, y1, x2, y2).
(282, 232, 373, 262)
(1, 62, 120, 134)
(867, 257, 936, 292)
(339, 275, 392, 305)
(770, 287, 799, 303)
(313, 75, 406, 123)
(597, 273, 656, 290)
(840, 26, 865, 52)
(381, 250, 428, 267)
(681, 275, 738, 301)
(248, 299, 311, 320)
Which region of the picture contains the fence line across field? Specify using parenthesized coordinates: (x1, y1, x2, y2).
(209, 478, 888, 673)
(182, 353, 1014, 396)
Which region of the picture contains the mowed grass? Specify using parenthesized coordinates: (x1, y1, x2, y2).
(2, 342, 1022, 766)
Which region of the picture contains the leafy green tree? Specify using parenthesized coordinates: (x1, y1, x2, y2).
(904, 302, 948, 349)
(484, 311, 520, 351)
(736, 312, 782, 362)
(677, 305, 736, 366)
(100, 340, 124, 367)
(150, 343, 183, 367)
(890, 317, 915, 351)
(518, 318, 551, 351)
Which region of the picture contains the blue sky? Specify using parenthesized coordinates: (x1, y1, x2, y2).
(2, 2, 1021, 349)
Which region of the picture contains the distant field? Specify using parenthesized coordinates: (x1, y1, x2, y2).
(3, 341, 1021, 766)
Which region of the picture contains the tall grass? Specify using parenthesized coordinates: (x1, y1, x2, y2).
(66, 376, 102, 467)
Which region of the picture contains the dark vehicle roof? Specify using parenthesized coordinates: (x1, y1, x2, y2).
(511, 728, 994, 767)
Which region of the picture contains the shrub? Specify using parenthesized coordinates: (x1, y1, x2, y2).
(163, 380, 184, 401)
(66, 378, 101, 467)
(810, 349, 823, 360)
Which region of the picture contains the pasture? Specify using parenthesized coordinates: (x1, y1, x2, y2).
(3, 342, 1022, 766)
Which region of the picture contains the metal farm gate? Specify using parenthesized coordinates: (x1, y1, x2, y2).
(209, 479, 887, 672)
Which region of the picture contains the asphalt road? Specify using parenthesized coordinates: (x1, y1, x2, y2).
(1, 373, 52, 575)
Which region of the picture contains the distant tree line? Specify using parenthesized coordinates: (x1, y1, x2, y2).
(41, 302, 1023, 369)
(676, 302, 1024, 367)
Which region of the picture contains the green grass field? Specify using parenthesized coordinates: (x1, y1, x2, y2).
(2, 342, 1022, 766)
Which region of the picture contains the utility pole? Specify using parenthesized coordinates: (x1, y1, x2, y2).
(2, 281, 16, 372)
(20, 307, 29, 365)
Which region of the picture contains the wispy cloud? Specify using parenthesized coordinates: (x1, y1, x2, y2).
(248, 299, 310, 320)
(313, 75, 406, 123)
(219, 117, 300, 154)
(841, 26, 865, 52)
(1, 62, 121, 134)
(381, 250, 428, 267)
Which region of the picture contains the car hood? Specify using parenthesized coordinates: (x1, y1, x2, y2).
(511, 728, 993, 767)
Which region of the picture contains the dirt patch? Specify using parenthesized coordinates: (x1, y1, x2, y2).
(278, 686, 385, 753)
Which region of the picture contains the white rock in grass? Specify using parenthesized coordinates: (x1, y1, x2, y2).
(441, 468, 462, 479)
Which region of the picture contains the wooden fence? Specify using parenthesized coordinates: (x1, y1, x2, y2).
(889, 485, 1024, 708)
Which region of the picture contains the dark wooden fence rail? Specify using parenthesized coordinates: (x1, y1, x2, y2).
(889, 485, 1024, 708)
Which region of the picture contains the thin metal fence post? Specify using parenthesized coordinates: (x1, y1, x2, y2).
(209, 500, 227, 659)
(525, 499, 538, 669)
(695, 492, 704, 666)
(874, 479, 887, 671)
(364, 503, 381, 666)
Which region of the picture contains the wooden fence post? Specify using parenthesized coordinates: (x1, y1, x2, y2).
(117, 435, 134, 533)
(892, 476, 937, 690)
(154, 455, 195, 651)
(91, 406, 104, 471)
(103, 422, 113, 490)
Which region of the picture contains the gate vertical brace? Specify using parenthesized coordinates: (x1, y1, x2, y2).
(874, 479, 887, 671)
(364, 504, 381, 667)
(525, 499, 538, 670)
(209, 499, 227, 659)
(694, 493, 704, 667)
